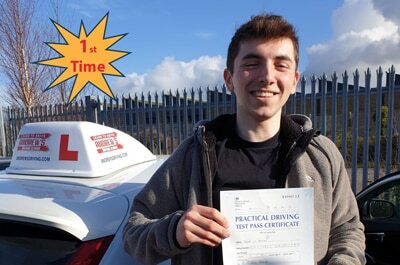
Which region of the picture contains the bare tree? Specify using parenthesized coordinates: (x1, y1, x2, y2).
(48, 0, 71, 103)
(0, 0, 55, 114)
(45, 0, 100, 103)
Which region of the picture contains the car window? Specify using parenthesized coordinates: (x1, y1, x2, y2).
(373, 183, 400, 209)
(362, 181, 400, 220)
(0, 219, 81, 265)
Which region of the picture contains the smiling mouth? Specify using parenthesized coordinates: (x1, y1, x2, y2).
(251, 91, 278, 97)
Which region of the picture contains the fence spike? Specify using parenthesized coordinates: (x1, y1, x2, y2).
(300, 75, 306, 83)
(331, 72, 337, 80)
(354, 69, 359, 78)
(377, 66, 383, 75)
(390, 64, 395, 73)
(365, 68, 371, 77)
(342, 70, 348, 79)
(222, 84, 227, 92)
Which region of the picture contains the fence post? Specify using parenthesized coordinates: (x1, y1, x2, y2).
(141, 93, 146, 147)
(351, 69, 360, 193)
(385, 66, 395, 175)
(362, 69, 371, 188)
(341, 71, 349, 162)
(155, 92, 161, 155)
(320, 74, 327, 135)
(331, 72, 338, 143)
(162, 91, 168, 154)
(310, 75, 317, 126)
(300, 76, 306, 115)
(374, 67, 383, 180)
(183, 89, 188, 139)
(0, 107, 6, 157)
(85, 96, 99, 123)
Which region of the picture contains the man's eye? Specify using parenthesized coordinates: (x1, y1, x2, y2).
(276, 63, 290, 70)
(244, 62, 258, 67)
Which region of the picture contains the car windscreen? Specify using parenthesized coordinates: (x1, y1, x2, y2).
(0, 219, 81, 265)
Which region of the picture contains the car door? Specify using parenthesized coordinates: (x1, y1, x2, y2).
(358, 178, 400, 265)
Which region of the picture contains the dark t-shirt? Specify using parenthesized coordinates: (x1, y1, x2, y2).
(211, 125, 282, 264)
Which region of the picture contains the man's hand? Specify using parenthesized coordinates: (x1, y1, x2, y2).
(176, 205, 230, 248)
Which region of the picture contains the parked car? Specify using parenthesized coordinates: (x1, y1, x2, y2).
(356, 171, 400, 265)
(0, 121, 170, 265)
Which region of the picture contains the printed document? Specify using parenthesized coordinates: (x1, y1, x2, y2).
(220, 188, 313, 265)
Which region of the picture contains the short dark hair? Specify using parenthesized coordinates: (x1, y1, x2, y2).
(226, 13, 299, 73)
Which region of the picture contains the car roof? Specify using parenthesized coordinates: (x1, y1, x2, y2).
(356, 170, 400, 198)
(1, 156, 167, 194)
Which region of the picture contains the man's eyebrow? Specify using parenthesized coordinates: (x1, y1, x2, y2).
(240, 53, 263, 61)
(275, 55, 293, 62)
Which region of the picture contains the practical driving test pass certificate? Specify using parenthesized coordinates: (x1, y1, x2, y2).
(220, 188, 314, 265)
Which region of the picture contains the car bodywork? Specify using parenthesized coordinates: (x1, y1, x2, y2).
(0, 121, 169, 265)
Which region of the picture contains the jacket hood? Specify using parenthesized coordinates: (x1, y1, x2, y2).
(286, 114, 313, 131)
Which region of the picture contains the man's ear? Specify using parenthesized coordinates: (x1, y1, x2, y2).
(223, 69, 234, 92)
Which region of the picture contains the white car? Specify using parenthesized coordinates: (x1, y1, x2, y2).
(0, 121, 170, 265)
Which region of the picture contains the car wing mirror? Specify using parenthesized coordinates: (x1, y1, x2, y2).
(363, 199, 395, 219)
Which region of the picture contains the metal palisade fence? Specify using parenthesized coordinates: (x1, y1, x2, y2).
(2, 67, 400, 192)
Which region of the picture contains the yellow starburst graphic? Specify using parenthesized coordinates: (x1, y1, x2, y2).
(37, 13, 129, 103)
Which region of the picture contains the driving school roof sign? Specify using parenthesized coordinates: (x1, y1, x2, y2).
(6, 122, 156, 177)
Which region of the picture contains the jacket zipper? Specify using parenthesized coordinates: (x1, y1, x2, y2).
(199, 125, 213, 207)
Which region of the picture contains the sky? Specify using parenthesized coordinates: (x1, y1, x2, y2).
(21, 0, 400, 97)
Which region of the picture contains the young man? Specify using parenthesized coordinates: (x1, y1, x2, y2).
(123, 14, 366, 265)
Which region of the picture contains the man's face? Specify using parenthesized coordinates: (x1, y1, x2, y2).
(224, 38, 300, 123)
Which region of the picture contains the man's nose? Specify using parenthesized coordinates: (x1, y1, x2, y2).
(258, 63, 275, 84)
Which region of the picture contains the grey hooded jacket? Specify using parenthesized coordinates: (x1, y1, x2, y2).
(123, 114, 366, 265)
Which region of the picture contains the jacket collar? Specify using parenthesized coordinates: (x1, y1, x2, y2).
(195, 113, 314, 147)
